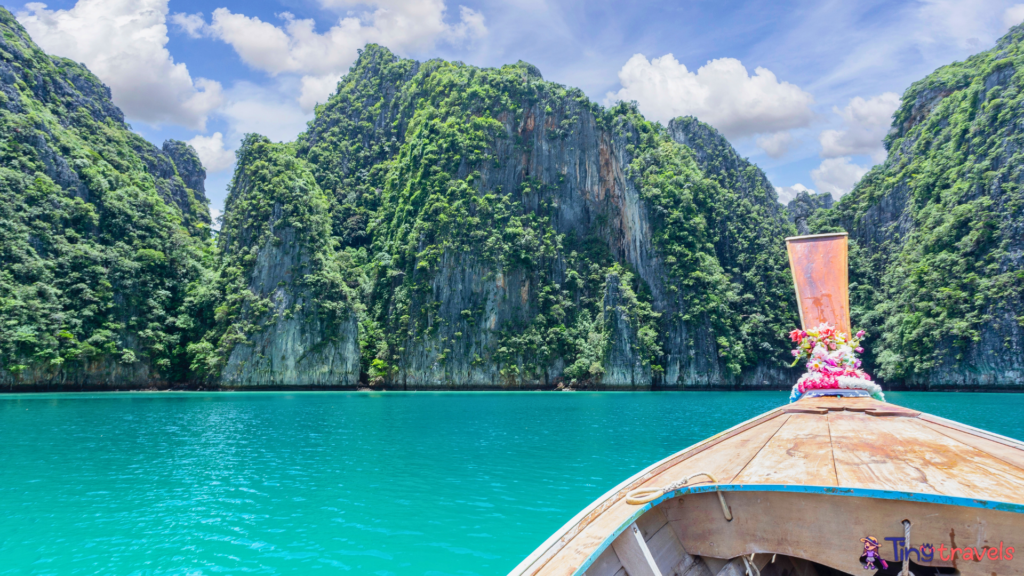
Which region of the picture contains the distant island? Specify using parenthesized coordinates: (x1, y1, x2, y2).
(1, 8, 1021, 391)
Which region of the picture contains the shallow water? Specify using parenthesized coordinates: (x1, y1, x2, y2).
(1, 391, 1021, 575)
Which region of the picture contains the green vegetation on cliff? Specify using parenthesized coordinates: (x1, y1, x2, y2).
(811, 24, 1024, 385)
(0, 9, 211, 385)
(254, 47, 799, 386)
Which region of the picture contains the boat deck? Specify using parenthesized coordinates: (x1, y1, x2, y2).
(511, 395, 1024, 576)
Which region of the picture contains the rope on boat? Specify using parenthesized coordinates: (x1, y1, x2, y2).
(902, 520, 915, 576)
(624, 472, 733, 521)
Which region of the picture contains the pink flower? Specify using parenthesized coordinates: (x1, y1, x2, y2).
(855, 347, 864, 353)
(856, 330, 865, 338)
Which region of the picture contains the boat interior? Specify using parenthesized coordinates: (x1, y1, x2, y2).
(582, 491, 966, 576)
(513, 392, 1024, 576)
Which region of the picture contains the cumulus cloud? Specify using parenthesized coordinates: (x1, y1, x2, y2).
(219, 81, 314, 144)
(775, 183, 815, 204)
(819, 93, 900, 162)
(1004, 4, 1024, 28)
(18, 0, 223, 130)
(756, 132, 794, 158)
(187, 132, 235, 173)
(178, 1, 486, 112)
(170, 11, 206, 38)
(811, 158, 870, 198)
(604, 54, 814, 138)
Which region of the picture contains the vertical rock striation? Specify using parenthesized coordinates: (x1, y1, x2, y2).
(211, 47, 800, 389)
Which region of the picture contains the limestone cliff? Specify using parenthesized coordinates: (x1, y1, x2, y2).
(0, 8, 211, 388)
(190, 135, 360, 387)
(786, 190, 834, 235)
(811, 24, 1024, 389)
(216, 46, 801, 389)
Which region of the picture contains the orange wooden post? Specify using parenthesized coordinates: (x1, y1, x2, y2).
(785, 233, 851, 336)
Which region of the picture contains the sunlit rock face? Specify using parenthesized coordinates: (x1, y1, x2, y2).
(218, 46, 799, 389)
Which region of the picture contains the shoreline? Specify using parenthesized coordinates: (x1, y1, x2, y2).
(3, 383, 1023, 393)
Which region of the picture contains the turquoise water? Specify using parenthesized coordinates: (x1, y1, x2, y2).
(2, 391, 1022, 575)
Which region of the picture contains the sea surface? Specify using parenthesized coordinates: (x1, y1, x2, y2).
(2, 391, 1022, 575)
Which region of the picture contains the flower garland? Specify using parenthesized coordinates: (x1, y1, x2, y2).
(787, 323, 884, 402)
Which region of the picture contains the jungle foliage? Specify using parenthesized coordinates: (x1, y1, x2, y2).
(0, 9, 211, 383)
(811, 24, 1024, 381)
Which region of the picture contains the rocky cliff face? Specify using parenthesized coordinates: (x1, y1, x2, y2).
(207, 46, 800, 389)
(188, 135, 360, 387)
(9, 7, 1018, 390)
(0, 8, 211, 388)
(786, 191, 834, 235)
(812, 24, 1024, 389)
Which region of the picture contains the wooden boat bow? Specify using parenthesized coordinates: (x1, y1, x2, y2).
(510, 396, 1024, 576)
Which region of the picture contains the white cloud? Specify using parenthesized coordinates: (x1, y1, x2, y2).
(1004, 4, 1024, 28)
(187, 132, 235, 174)
(18, 0, 223, 130)
(915, 0, 1017, 50)
(604, 54, 814, 138)
(219, 81, 313, 144)
(811, 158, 869, 198)
(180, 1, 486, 112)
(210, 208, 222, 231)
(299, 74, 342, 113)
(775, 183, 815, 204)
(170, 11, 206, 38)
(819, 92, 900, 162)
(756, 132, 794, 158)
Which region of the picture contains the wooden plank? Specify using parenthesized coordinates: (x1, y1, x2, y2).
(636, 507, 669, 541)
(733, 414, 838, 486)
(701, 557, 727, 575)
(584, 546, 624, 576)
(664, 489, 1023, 576)
(828, 412, 1024, 502)
(645, 521, 712, 576)
(649, 415, 789, 487)
(611, 523, 663, 576)
(518, 411, 788, 576)
(918, 419, 1024, 471)
(713, 555, 770, 576)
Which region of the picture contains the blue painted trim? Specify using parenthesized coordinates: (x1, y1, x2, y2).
(572, 484, 1024, 576)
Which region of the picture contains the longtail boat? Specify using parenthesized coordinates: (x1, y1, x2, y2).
(510, 233, 1024, 576)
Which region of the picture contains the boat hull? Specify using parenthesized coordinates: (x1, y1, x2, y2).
(510, 398, 1024, 576)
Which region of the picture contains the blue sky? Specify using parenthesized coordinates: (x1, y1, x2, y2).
(12, 0, 1024, 218)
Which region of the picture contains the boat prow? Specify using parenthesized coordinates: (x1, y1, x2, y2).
(510, 393, 1024, 576)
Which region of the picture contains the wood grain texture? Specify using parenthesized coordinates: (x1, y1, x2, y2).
(583, 546, 623, 576)
(611, 523, 662, 576)
(828, 411, 1024, 501)
(645, 523, 691, 576)
(918, 419, 1024, 470)
(636, 507, 669, 541)
(733, 414, 838, 486)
